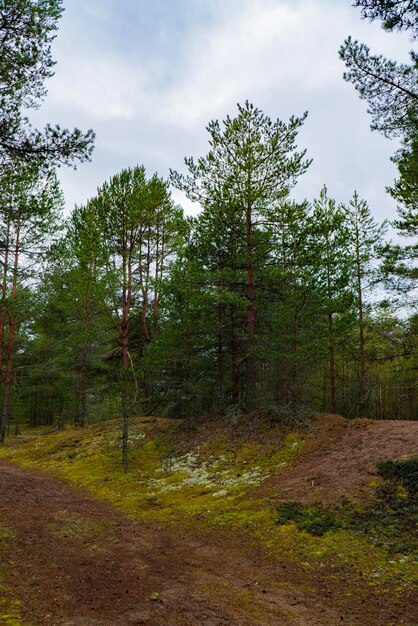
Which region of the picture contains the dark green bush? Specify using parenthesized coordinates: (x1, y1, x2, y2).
(377, 457, 418, 495)
(276, 501, 341, 536)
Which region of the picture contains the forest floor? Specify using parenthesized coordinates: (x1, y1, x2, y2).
(0, 414, 416, 626)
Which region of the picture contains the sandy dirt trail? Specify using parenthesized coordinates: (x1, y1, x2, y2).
(0, 459, 348, 626)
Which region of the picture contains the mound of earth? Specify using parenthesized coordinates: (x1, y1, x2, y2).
(0, 413, 416, 625)
(266, 414, 418, 504)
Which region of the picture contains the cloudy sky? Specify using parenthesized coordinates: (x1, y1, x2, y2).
(29, 0, 412, 223)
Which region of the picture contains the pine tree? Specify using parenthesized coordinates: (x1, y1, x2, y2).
(352, 1, 417, 37)
(343, 191, 386, 417)
(340, 1, 417, 301)
(0, 0, 94, 168)
(93, 166, 182, 467)
(310, 187, 354, 414)
(267, 200, 319, 409)
(0, 162, 63, 442)
(170, 101, 311, 409)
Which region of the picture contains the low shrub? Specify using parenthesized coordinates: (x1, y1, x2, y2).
(276, 501, 341, 536)
(275, 456, 418, 555)
(377, 457, 418, 495)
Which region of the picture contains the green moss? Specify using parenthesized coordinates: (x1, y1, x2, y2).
(199, 579, 271, 622)
(275, 475, 418, 560)
(0, 421, 304, 524)
(257, 521, 417, 587)
(276, 501, 341, 536)
(1, 420, 416, 607)
(0, 599, 22, 626)
(0, 527, 12, 543)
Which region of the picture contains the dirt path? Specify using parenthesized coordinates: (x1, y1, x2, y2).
(1, 415, 417, 626)
(0, 459, 351, 626)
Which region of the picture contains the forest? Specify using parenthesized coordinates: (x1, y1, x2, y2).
(0, 1, 416, 454)
(0, 1, 417, 625)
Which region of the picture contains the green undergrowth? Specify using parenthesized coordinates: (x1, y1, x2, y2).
(0, 419, 305, 525)
(0, 419, 416, 599)
(0, 518, 23, 626)
(276, 458, 418, 552)
(273, 458, 418, 592)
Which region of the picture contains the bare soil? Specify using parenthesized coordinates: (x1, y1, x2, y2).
(0, 415, 417, 625)
(267, 414, 418, 505)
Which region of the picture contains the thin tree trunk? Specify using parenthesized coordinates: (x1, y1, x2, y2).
(31, 391, 38, 428)
(120, 241, 131, 369)
(120, 243, 131, 471)
(119, 301, 130, 368)
(122, 387, 129, 472)
(246, 206, 256, 409)
(0, 313, 15, 443)
(0, 223, 19, 444)
(356, 249, 368, 418)
(358, 288, 367, 418)
(216, 303, 224, 412)
(328, 310, 337, 414)
(0, 213, 11, 378)
(326, 240, 337, 414)
(183, 316, 191, 421)
(77, 352, 88, 427)
(230, 305, 239, 406)
(282, 325, 289, 405)
(77, 287, 92, 427)
(291, 314, 298, 407)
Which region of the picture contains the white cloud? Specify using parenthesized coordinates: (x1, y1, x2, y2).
(31, 0, 413, 226)
(49, 57, 150, 120)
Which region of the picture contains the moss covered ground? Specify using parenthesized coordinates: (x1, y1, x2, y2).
(0, 417, 416, 608)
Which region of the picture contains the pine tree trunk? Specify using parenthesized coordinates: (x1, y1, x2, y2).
(326, 242, 337, 414)
(328, 312, 337, 414)
(31, 392, 38, 428)
(119, 299, 130, 369)
(245, 208, 256, 409)
(230, 305, 239, 406)
(120, 245, 131, 470)
(0, 312, 15, 443)
(0, 222, 19, 444)
(357, 260, 368, 418)
(0, 310, 6, 381)
(291, 315, 298, 408)
(121, 388, 129, 472)
(0, 214, 11, 378)
(77, 358, 87, 427)
(77, 287, 93, 427)
(283, 326, 289, 405)
(216, 303, 224, 412)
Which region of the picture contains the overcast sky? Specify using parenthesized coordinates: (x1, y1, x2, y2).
(29, 0, 412, 223)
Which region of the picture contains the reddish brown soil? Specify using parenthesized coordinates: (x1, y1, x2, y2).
(264, 415, 418, 505)
(0, 460, 344, 626)
(0, 416, 417, 625)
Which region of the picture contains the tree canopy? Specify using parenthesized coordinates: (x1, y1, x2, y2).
(352, 1, 417, 37)
(0, 0, 94, 168)
(341, 0, 418, 304)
